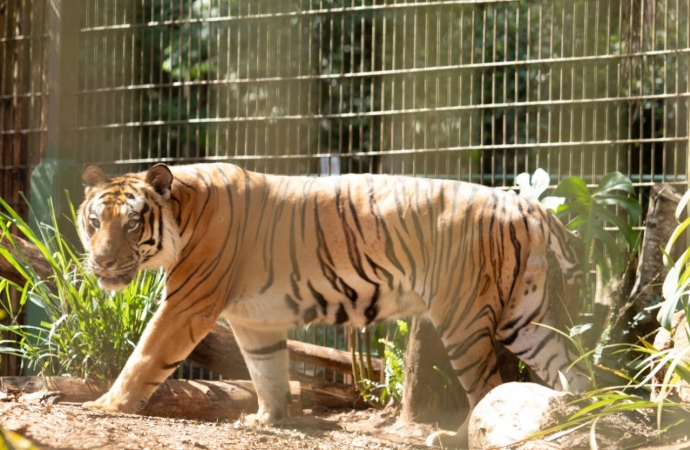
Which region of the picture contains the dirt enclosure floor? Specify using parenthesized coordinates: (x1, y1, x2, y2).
(1, 402, 436, 450)
(3, 400, 690, 450)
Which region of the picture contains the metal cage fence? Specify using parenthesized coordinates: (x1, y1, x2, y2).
(64, 0, 689, 192)
(2, 0, 690, 377)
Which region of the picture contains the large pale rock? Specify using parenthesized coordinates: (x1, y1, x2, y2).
(468, 382, 570, 450)
(468, 382, 658, 450)
(652, 311, 690, 403)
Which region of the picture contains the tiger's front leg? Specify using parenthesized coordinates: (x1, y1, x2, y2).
(228, 321, 291, 425)
(83, 299, 218, 413)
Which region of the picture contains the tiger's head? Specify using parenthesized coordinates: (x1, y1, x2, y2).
(78, 164, 181, 291)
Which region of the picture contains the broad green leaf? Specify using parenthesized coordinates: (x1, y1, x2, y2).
(592, 195, 642, 222)
(593, 171, 636, 196)
(553, 177, 591, 202)
(664, 215, 690, 257)
(675, 188, 690, 220)
(594, 208, 639, 248)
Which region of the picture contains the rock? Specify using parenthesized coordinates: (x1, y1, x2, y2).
(468, 382, 659, 450)
(468, 382, 571, 450)
(652, 310, 690, 403)
(672, 313, 690, 402)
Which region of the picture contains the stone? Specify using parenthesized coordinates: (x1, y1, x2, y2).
(652, 310, 690, 403)
(468, 382, 571, 450)
(468, 382, 660, 450)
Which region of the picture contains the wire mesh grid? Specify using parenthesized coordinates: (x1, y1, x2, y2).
(71, 0, 689, 193)
(0, 0, 47, 213)
(3, 0, 690, 378)
(0, 0, 49, 377)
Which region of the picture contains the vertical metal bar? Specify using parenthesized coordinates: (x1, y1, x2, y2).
(401, 2, 408, 175)
(379, 2, 386, 169)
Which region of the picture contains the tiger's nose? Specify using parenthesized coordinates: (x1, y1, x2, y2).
(94, 257, 116, 269)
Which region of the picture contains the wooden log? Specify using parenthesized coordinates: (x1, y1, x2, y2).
(0, 376, 302, 420)
(188, 322, 382, 380)
(289, 370, 369, 410)
(189, 323, 376, 409)
(0, 234, 53, 287)
(289, 338, 382, 377)
(186, 323, 251, 380)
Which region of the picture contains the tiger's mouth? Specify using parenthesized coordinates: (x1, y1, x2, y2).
(96, 272, 135, 291)
(91, 265, 137, 291)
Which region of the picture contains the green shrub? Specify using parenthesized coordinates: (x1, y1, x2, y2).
(0, 197, 162, 379)
(352, 320, 409, 408)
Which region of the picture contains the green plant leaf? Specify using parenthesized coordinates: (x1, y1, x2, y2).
(552, 177, 591, 201)
(593, 171, 636, 196)
(675, 188, 690, 220)
(592, 195, 642, 223)
(594, 208, 639, 249)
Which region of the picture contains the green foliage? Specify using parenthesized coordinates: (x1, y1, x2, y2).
(160, 0, 223, 81)
(352, 320, 409, 408)
(0, 425, 39, 450)
(552, 172, 641, 289)
(0, 197, 163, 379)
(532, 327, 690, 444)
(658, 189, 690, 329)
(514, 169, 641, 300)
(378, 319, 408, 406)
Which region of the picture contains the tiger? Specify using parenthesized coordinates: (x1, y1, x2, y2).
(78, 162, 588, 447)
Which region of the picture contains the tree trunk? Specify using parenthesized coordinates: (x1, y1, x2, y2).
(401, 316, 466, 430)
(626, 183, 682, 340)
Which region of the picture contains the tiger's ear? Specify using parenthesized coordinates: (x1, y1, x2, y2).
(82, 164, 110, 188)
(145, 163, 174, 199)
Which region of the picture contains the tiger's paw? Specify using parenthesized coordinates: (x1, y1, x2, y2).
(82, 393, 145, 414)
(426, 415, 469, 448)
(425, 430, 467, 448)
(243, 407, 286, 426)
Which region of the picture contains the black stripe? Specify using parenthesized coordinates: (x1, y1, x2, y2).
(285, 294, 299, 315)
(335, 303, 349, 324)
(161, 360, 183, 371)
(245, 341, 288, 356)
(307, 280, 328, 315)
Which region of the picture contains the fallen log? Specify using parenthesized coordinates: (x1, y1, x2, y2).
(0, 234, 53, 287)
(0, 376, 302, 420)
(188, 322, 382, 380)
(289, 370, 369, 410)
(188, 324, 375, 409)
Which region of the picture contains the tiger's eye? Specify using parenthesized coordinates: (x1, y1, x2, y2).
(127, 219, 140, 231)
(89, 217, 100, 229)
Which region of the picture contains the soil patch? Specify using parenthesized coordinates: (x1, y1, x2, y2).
(1, 402, 435, 450)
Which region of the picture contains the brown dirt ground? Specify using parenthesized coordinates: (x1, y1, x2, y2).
(0, 402, 437, 450)
(2, 400, 690, 450)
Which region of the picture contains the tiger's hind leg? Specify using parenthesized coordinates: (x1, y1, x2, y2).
(228, 321, 292, 425)
(425, 306, 503, 448)
(497, 250, 589, 393)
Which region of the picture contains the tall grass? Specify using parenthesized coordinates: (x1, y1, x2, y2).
(0, 197, 163, 379)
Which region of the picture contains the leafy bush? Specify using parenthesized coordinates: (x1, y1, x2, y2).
(351, 320, 409, 408)
(659, 189, 690, 329)
(552, 172, 641, 290)
(516, 169, 640, 303)
(0, 197, 163, 379)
